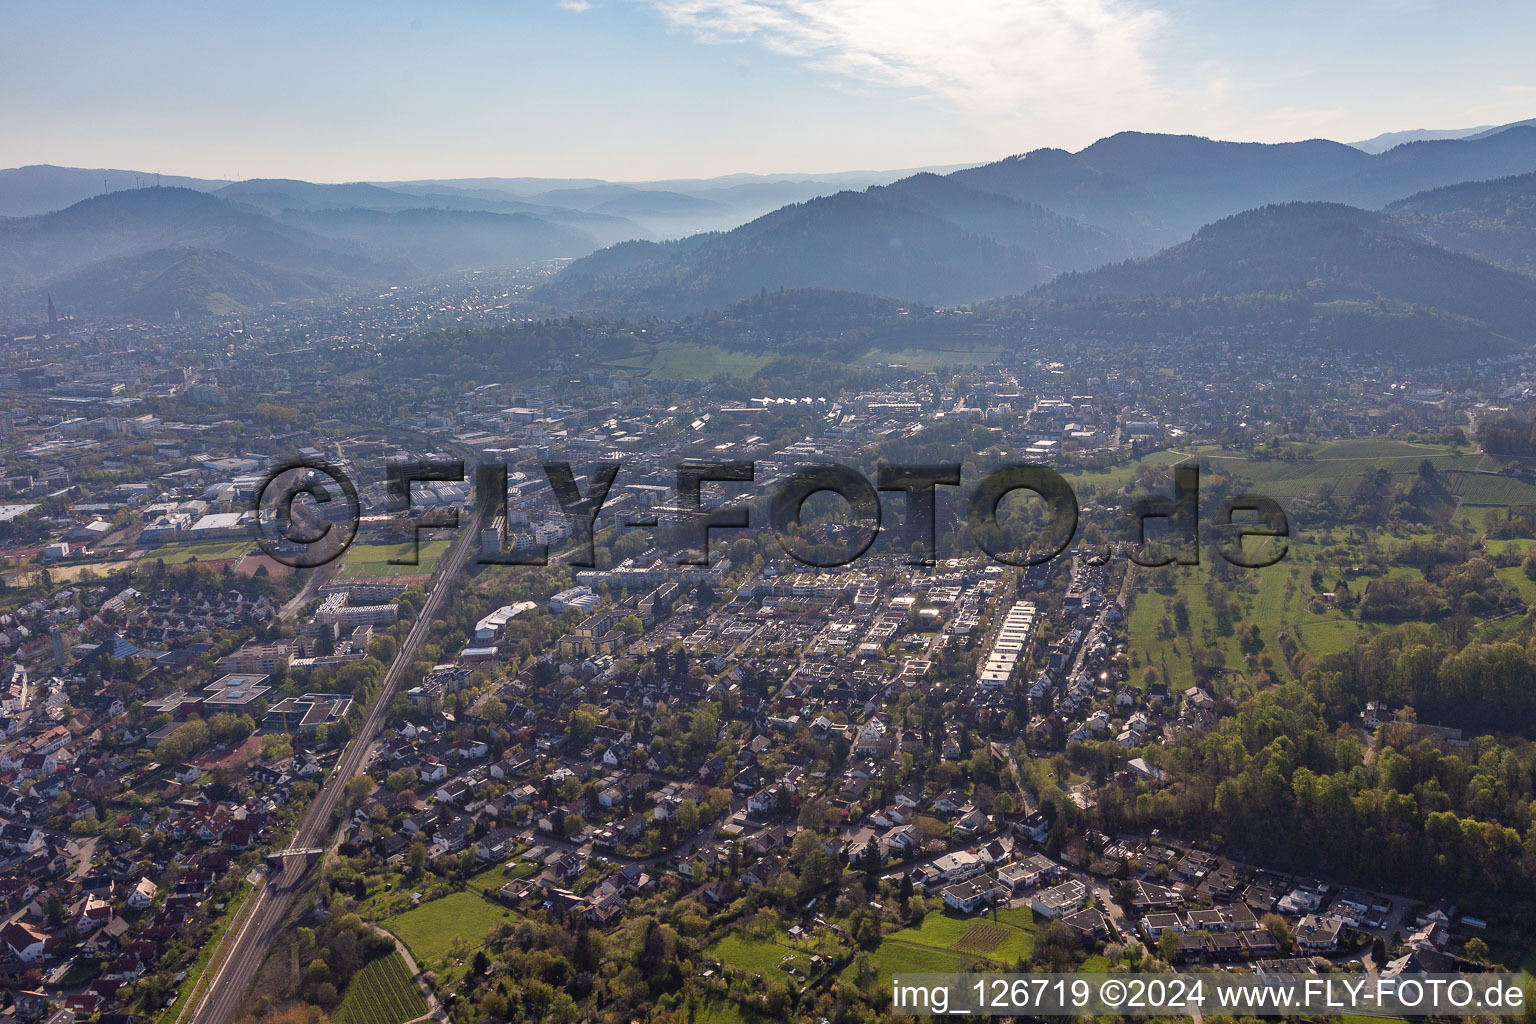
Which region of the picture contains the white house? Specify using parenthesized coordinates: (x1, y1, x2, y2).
(128, 877, 158, 910)
(929, 850, 986, 886)
(0, 921, 48, 962)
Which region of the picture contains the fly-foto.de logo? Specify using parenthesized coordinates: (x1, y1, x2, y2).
(251, 458, 1289, 571)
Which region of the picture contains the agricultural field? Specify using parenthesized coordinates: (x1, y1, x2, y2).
(953, 921, 1013, 954)
(1451, 471, 1536, 506)
(332, 952, 430, 1024)
(382, 890, 514, 979)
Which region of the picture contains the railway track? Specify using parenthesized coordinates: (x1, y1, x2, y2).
(182, 509, 485, 1024)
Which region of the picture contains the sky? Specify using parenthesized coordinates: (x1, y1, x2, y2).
(2, 0, 1535, 182)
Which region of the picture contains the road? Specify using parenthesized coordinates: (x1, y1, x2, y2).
(183, 508, 486, 1024)
(276, 560, 335, 622)
(1083, 875, 1137, 946)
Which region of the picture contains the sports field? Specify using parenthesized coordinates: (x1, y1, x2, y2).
(339, 538, 450, 578)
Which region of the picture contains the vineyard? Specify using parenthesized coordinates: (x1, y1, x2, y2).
(954, 922, 1010, 954)
(332, 951, 430, 1024)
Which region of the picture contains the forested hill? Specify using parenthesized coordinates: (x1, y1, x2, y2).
(532, 188, 1055, 317)
(1387, 171, 1536, 275)
(0, 185, 602, 316)
(1029, 202, 1536, 358)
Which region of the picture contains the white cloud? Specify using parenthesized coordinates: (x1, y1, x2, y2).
(559, 0, 596, 12)
(640, 0, 1169, 147)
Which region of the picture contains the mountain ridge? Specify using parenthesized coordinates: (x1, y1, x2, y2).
(0, 186, 602, 315)
(1026, 201, 1536, 359)
(535, 126, 1536, 320)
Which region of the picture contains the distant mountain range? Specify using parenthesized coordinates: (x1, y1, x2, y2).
(537, 125, 1536, 323)
(0, 186, 605, 316)
(10, 122, 1536, 352)
(1038, 203, 1510, 306)
(533, 173, 1132, 317)
(0, 163, 961, 236)
(0, 165, 232, 219)
(0, 162, 975, 315)
(0, 188, 393, 314)
(1349, 116, 1536, 154)
(211, 178, 647, 247)
(1033, 201, 1536, 357)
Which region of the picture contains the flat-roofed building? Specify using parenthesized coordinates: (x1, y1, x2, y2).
(143, 673, 271, 720)
(266, 693, 352, 732)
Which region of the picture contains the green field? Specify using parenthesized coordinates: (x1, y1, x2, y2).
(1187, 438, 1506, 504)
(707, 931, 814, 976)
(1497, 564, 1536, 606)
(142, 538, 255, 564)
(864, 939, 970, 980)
(332, 952, 430, 1024)
(382, 890, 514, 975)
(607, 341, 773, 380)
(842, 907, 1040, 989)
(1126, 535, 1383, 689)
(853, 345, 1006, 371)
(340, 538, 450, 578)
(694, 998, 757, 1024)
(1112, 437, 1536, 687)
(1066, 449, 1189, 496)
(1295, 614, 1374, 657)
(1125, 579, 1259, 692)
(465, 860, 519, 895)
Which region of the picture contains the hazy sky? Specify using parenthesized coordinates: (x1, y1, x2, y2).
(3, 0, 1535, 182)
